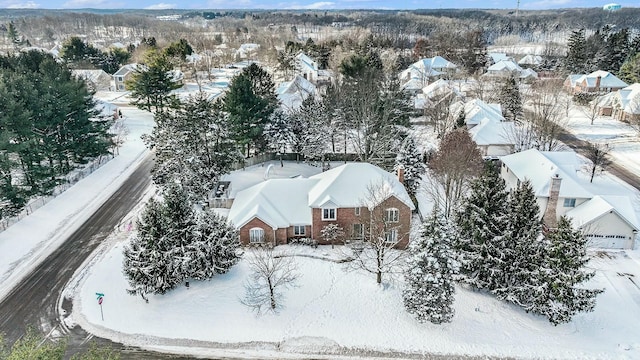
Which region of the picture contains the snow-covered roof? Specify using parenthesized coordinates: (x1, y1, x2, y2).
(488, 52, 511, 64)
(422, 79, 462, 99)
(574, 70, 628, 89)
(228, 178, 318, 229)
(500, 149, 592, 199)
(468, 118, 516, 146)
(308, 163, 414, 210)
(616, 83, 640, 114)
(487, 59, 523, 74)
(566, 74, 582, 87)
(399, 56, 455, 81)
(401, 78, 426, 92)
(517, 54, 542, 66)
(277, 75, 317, 112)
(463, 99, 505, 127)
(520, 68, 538, 79)
(113, 63, 140, 76)
(595, 92, 616, 108)
(71, 69, 110, 82)
(235, 43, 260, 58)
(565, 195, 639, 231)
(296, 52, 318, 71)
(228, 163, 414, 229)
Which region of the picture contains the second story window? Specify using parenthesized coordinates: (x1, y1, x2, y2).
(355, 207, 361, 216)
(563, 198, 576, 207)
(322, 208, 336, 220)
(385, 208, 399, 223)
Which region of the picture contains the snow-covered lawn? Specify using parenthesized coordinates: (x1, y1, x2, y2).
(564, 105, 640, 178)
(68, 237, 640, 360)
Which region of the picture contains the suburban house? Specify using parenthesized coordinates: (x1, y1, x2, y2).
(485, 59, 523, 77)
(413, 79, 463, 109)
(500, 149, 639, 249)
(72, 69, 112, 91)
(228, 163, 415, 248)
(457, 98, 516, 157)
(517, 54, 542, 67)
(564, 70, 628, 94)
(612, 83, 640, 122)
(488, 52, 512, 65)
(113, 64, 139, 91)
(295, 52, 319, 84)
(399, 56, 457, 87)
(235, 43, 260, 59)
(276, 74, 317, 113)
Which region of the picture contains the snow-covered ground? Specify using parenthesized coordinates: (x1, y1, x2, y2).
(564, 105, 640, 178)
(0, 105, 154, 304)
(2, 88, 640, 359)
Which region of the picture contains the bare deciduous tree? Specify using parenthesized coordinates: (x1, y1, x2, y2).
(241, 248, 299, 314)
(423, 91, 459, 139)
(348, 180, 409, 285)
(523, 79, 569, 151)
(585, 143, 611, 183)
(425, 129, 483, 218)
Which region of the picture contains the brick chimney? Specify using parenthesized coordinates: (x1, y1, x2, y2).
(595, 75, 602, 91)
(397, 165, 405, 184)
(543, 174, 562, 230)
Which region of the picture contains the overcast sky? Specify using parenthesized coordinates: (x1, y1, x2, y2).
(0, 0, 633, 11)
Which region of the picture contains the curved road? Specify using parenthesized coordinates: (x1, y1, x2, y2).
(0, 153, 187, 359)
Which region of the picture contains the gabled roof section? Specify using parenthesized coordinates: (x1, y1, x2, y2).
(469, 118, 516, 146)
(617, 83, 640, 114)
(464, 99, 505, 126)
(518, 54, 542, 65)
(487, 59, 523, 73)
(520, 68, 538, 79)
(488, 52, 511, 64)
(501, 149, 592, 199)
(575, 70, 628, 89)
(277, 75, 317, 112)
(308, 163, 414, 210)
(113, 63, 140, 76)
(296, 52, 318, 71)
(565, 195, 639, 231)
(422, 79, 462, 99)
(228, 178, 318, 229)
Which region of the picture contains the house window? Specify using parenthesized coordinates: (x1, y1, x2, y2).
(293, 225, 305, 236)
(385, 229, 398, 244)
(322, 208, 336, 220)
(563, 198, 576, 207)
(353, 223, 364, 239)
(249, 227, 264, 243)
(355, 207, 361, 216)
(118, 84, 124, 90)
(117, 76, 123, 82)
(385, 208, 399, 223)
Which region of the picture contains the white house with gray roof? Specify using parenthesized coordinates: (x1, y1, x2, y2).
(500, 149, 638, 249)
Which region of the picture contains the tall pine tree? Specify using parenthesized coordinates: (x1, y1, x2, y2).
(403, 206, 458, 324)
(455, 161, 509, 290)
(533, 217, 602, 325)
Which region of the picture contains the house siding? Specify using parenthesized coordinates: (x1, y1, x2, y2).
(581, 212, 635, 249)
(311, 196, 412, 249)
(239, 217, 275, 246)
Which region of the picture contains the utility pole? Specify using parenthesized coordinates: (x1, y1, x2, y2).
(516, 0, 520, 17)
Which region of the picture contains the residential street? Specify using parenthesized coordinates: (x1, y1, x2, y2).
(0, 154, 179, 358)
(558, 128, 640, 191)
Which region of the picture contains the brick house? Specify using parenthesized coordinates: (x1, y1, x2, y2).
(564, 70, 628, 94)
(228, 163, 415, 248)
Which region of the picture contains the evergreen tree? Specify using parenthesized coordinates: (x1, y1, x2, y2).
(146, 93, 241, 202)
(455, 161, 509, 290)
(127, 49, 181, 114)
(264, 110, 294, 166)
(619, 53, 640, 84)
(394, 135, 426, 197)
(533, 217, 602, 325)
(403, 206, 458, 324)
(223, 63, 277, 157)
(494, 180, 544, 305)
(565, 29, 588, 73)
(497, 75, 522, 122)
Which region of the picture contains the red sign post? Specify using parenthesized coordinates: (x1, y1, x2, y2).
(96, 292, 104, 321)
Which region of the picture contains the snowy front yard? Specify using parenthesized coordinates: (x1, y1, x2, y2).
(68, 234, 640, 360)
